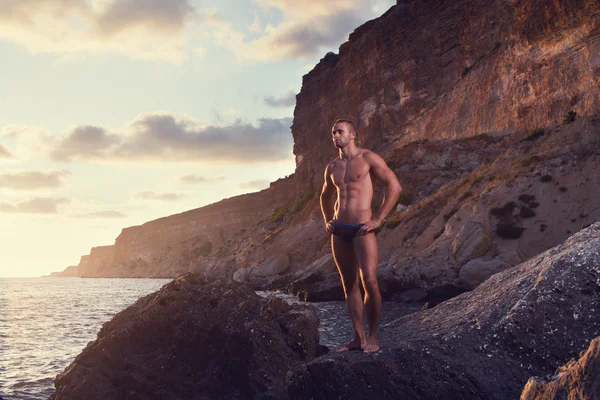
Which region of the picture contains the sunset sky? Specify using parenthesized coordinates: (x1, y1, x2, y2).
(0, 0, 394, 277)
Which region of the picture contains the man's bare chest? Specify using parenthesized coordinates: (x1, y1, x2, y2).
(331, 160, 371, 187)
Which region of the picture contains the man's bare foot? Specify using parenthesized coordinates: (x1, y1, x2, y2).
(363, 337, 380, 353)
(336, 338, 366, 352)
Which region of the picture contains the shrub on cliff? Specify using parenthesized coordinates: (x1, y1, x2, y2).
(269, 203, 290, 222)
(563, 110, 577, 124)
(293, 190, 315, 212)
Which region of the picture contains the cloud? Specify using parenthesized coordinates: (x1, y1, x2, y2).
(211, 0, 394, 62)
(0, 197, 69, 214)
(0, 170, 70, 190)
(179, 174, 226, 184)
(264, 91, 296, 108)
(133, 191, 185, 201)
(95, 0, 194, 36)
(0, 144, 13, 159)
(238, 179, 271, 190)
(16, 112, 294, 164)
(49, 126, 120, 161)
(0, 0, 196, 63)
(72, 210, 128, 218)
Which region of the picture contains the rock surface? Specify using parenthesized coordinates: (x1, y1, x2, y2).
(458, 257, 512, 289)
(521, 336, 600, 400)
(49, 0, 600, 308)
(50, 177, 299, 278)
(293, 0, 600, 190)
(287, 223, 600, 399)
(286, 254, 345, 302)
(49, 275, 322, 400)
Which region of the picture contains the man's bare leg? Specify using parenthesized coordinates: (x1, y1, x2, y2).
(332, 235, 366, 352)
(354, 233, 381, 352)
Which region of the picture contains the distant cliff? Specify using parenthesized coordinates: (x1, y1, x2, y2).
(50, 0, 600, 282)
(52, 177, 298, 278)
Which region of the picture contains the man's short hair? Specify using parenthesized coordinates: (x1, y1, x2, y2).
(333, 118, 356, 133)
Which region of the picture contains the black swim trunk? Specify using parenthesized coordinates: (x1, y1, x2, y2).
(331, 223, 365, 243)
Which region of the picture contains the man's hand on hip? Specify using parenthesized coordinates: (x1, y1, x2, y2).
(325, 220, 337, 234)
(358, 219, 381, 235)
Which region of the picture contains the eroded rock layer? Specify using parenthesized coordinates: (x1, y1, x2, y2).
(293, 0, 600, 189)
(521, 336, 600, 399)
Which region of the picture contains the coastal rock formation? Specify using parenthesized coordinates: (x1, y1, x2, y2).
(51, 177, 299, 278)
(49, 275, 322, 400)
(287, 223, 600, 399)
(521, 336, 600, 399)
(47, 265, 78, 277)
(286, 255, 345, 302)
(292, 0, 600, 190)
(50, 0, 600, 304)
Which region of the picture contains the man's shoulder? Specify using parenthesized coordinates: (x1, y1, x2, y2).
(325, 158, 338, 171)
(359, 149, 384, 163)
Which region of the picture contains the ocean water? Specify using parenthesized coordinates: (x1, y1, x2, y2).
(0, 277, 420, 400)
(0, 277, 170, 400)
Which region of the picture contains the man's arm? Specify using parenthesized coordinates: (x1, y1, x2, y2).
(320, 163, 336, 233)
(358, 152, 402, 235)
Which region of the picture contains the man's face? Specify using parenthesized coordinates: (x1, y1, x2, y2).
(331, 122, 355, 148)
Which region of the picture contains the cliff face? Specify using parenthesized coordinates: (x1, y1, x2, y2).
(293, 0, 600, 189)
(58, 177, 298, 278)
(50, 0, 600, 280)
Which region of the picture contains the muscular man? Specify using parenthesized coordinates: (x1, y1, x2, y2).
(320, 118, 402, 353)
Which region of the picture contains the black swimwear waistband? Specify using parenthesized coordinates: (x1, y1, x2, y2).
(331, 223, 365, 242)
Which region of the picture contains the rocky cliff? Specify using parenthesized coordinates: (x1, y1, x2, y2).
(50, 0, 600, 288)
(521, 336, 600, 399)
(50, 223, 600, 399)
(50, 276, 323, 399)
(293, 0, 600, 189)
(52, 177, 298, 278)
(288, 222, 600, 399)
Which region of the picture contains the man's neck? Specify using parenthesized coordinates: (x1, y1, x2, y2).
(339, 143, 359, 160)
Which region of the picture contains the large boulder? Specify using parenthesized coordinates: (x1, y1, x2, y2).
(287, 255, 344, 302)
(452, 220, 493, 267)
(254, 253, 290, 278)
(50, 274, 322, 400)
(233, 253, 291, 286)
(287, 223, 600, 399)
(521, 337, 600, 399)
(458, 257, 513, 289)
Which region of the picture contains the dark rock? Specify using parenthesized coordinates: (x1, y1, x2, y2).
(396, 288, 428, 303)
(458, 258, 513, 290)
(425, 282, 468, 306)
(287, 223, 600, 399)
(297, 273, 344, 302)
(496, 223, 526, 239)
(287, 255, 344, 302)
(521, 336, 600, 399)
(50, 274, 321, 400)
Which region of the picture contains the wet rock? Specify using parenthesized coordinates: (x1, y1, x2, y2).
(521, 336, 600, 399)
(287, 223, 600, 399)
(50, 274, 321, 400)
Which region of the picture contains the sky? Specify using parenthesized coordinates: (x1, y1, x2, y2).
(0, 0, 395, 277)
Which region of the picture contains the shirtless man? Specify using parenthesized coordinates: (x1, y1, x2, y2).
(320, 118, 402, 353)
